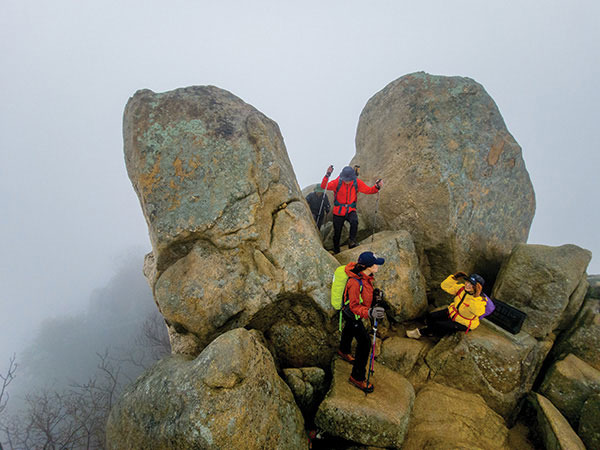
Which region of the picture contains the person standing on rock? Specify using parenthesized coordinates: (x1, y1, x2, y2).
(406, 272, 487, 339)
(305, 185, 330, 229)
(321, 165, 382, 254)
(337, 251, 386, 393)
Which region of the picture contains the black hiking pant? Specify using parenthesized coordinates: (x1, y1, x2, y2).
(340, 314, 371, 381)
(420, 309, 468, 337)
(333, 211, 359, 253)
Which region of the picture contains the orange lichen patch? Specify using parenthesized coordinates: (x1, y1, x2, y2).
(448, 139, 459, 151)
(174, 156, 201, 180)
(139, 156, 162, 197)
(488, 135, 505, 166)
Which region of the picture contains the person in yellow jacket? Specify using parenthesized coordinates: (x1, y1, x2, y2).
(406, 272, 487, 338)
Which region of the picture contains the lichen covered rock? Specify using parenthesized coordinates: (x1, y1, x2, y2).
(351, 72, 535, 299)
(124, 86, 338, 357)
(492, 243, 592, 338)
(106, 328, 307, 449)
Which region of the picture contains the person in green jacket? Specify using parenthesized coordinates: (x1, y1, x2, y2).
(406, 272, 487, 338)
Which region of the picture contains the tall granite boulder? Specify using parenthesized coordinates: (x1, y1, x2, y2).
(351, 72, 535, 298)
(106, 328, 307, 449)
(402, 383, 511, 450)
(425, 321, 553, 420)
(492, 243, 592, 338)
(334, 231, 428, 322)
(124, 86, 338, 360)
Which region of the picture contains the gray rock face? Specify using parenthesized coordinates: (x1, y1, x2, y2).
(425, 321, 552, 420)
(579, 393, 600, 450)
(402, 383, 511, 450)
(315, 358, 414, 449)
(378, 336, 432, 387)
(539, 354, 600, 428)
(106, 328, 307, 450)
(492, 243, 592, 338)
(526, 393, 586, 450)
(550, 296, 600, 371)
(334, 231, 428, 322)
(351, 72, 535, 298)
(124, 86, 338, 357)
(283, 367, 327, 415)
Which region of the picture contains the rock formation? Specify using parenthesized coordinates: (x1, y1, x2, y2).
(350, 72, 535, 299)
(425, 321, 553, 420)
(112, 77, 596, 449)
(106, 328, 307, 449)
(492, 243, 591, 338)
(124, 86, 338, 361)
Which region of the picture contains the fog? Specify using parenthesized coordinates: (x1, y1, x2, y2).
(1, 1, 598, 385)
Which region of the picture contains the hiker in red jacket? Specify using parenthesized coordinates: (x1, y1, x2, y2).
(337, 251, 385, 393)
(321, 165, 382, 254)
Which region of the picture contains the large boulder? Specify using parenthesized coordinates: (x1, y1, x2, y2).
(402, 382, 511, 450)
(334, 231, 427, 322)
(492, 243, 592, 338)
(579, 393, 600, 450)
(351, 72, 535, 298)
(525, 393, 586, 450)
(124, 86, 339, 358)
(550, 295, 600, 371)
(425, 321, 552, 420)
(538, 354, 600, 428)
(315, 358, 414, 448)
(106, 328, 307, 449)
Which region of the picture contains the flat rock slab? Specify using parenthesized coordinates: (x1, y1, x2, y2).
(403, 382, 510, 450)
(315, 358, 414, 449)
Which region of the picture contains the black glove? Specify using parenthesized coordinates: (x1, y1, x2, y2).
(369, 306, 385, 320)
(453, 271, 468, 279)
(375, 179, 383, 190)
(325, 165, 334, 177)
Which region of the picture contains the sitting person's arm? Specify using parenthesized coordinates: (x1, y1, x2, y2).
(440, 273, 465, 296)
(463, 296, 487, 318)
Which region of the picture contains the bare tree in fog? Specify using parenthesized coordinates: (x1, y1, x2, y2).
(0, 355, 16, 416)
(1, 316, 170, 449)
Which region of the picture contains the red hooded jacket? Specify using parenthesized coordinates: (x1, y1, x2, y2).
(321, 176, 379, 216)
(344, 262, 375, 320)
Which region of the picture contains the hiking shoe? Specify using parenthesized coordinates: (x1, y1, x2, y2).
(349, 376, 374, 393)
(348, 240, 358, 249)
(406, 328, 422, 339)
(337, 349, 355, 363)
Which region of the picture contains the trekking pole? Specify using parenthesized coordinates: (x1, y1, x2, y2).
(371, 184, 380, 242)
(365, 317, 378, 394)
(316, 165, 333, 230)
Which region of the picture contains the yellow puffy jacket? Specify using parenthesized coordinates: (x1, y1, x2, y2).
(441, 275, 487, 331)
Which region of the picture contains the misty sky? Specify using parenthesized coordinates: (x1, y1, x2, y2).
(1, 1, 599, 367)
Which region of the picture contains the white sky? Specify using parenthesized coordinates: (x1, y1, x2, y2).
(1, 0, 599, 365)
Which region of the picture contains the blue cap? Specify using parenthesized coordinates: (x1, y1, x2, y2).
(340, 166, 357, 181)
(466, 274, 485, 287)
(358, 251, 385, 267)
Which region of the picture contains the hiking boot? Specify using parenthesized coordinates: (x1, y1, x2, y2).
(333, 247, 340, 255)
(336, 349, 355, 363)
(406, 328, 422, 339)
(349, 376, 374, 393)
(348, 240, 358, 249)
